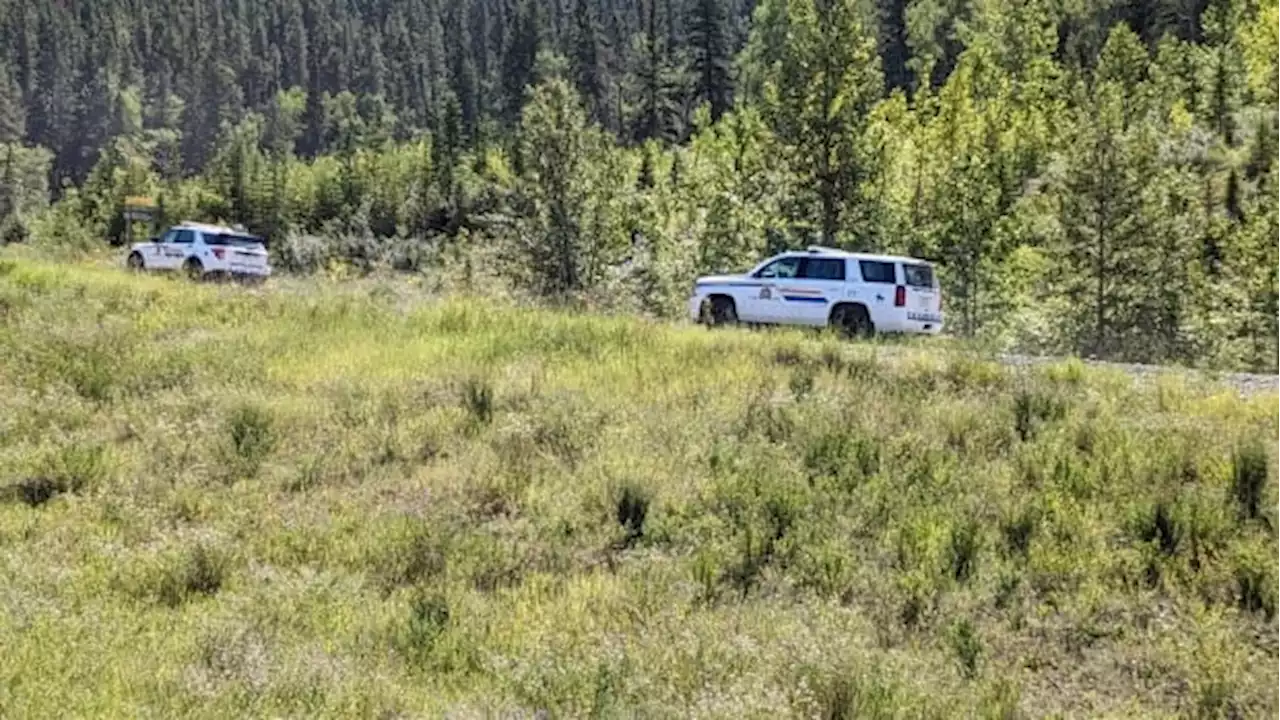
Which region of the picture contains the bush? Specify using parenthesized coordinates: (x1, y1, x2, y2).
(1, 444, 110, 507)
(155, 545, 228, 607)
(1001, 507, 1038, 558)
(1230, 441, 1270, 521)
(226, 403, 276, 477)
(1012, 388, 1066, 441)
(613, 482, 651, 546)
(1234, 546, 1277, 619)
(800, 669, 900, 720)
(950, 519, 983, 583)
(398, 590, 451, 668)
(460, 377, 495, 427)
(373, 523, 450, 595)
(949, 618, 983, 680)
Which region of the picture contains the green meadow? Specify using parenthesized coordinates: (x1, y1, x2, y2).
(0, 252, 1275, 718)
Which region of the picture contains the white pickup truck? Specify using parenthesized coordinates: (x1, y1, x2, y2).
(689, 247, 944, 336)
(126, 222, 272, 283)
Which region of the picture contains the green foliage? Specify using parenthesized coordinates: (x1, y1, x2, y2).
(742, 0, 885, 245)
(0, 255, 1275, 716)
(949, 617, 983, 680)
(1230, 440, 1271, 521)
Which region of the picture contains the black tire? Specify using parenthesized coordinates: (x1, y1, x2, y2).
(126, 252, 145, 272)
(831, 304, 874, 339)
(701, 296, 739, 328)
(183, 258, 204, 282)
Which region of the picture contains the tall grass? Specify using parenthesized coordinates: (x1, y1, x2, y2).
(0, 252, 1276, 717)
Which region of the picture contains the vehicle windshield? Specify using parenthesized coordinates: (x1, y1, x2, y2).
(208, 233, 264, 248)
(903, 263, 935, 288)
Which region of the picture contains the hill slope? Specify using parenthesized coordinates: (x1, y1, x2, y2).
(0, 255, 1276, 717)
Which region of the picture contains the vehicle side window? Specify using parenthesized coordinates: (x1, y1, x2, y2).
(159, 229, 179, 244)
(858, 260, 896, 284)
(173, 230, 196, 244)
(800, 258, 846, 281)
(755, 257, 802, 279)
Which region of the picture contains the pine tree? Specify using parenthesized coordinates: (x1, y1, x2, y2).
(1056, 93, 1149, 358)
(1200, 0, 1247, 144)
(877, 0, 912, 91)
(687, 0, 734, 120)
(503, 0, 544, 125)
(448, 4, 481, 141)
(570, 0, 611, 128)
(0, 60, 25, 144)
(515, 75, 610, 295)
(744, 0, 885, 245)
(633, 0, 681, 142)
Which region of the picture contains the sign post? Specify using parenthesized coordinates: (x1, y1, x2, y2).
(121, 196, 158, 247)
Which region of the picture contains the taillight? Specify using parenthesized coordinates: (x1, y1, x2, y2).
(894, 285, 906, 307)
(212, 247, 225, 260)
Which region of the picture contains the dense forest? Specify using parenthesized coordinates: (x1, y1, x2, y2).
(0, 0, 1276, 370)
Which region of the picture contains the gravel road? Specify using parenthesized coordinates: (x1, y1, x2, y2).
(996, 353, 1279, 396)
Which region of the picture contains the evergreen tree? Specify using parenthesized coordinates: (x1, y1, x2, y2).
(744, 0, 885, 245)
(515, 75, 611, 295)
(570, 0, 611, 128)
(687, 0, 734, 119)
(1052, 28, 1176, 359)
(632, 0, 682, 141)
(503, 0, 544, 124)
(0, 61, 25, 144)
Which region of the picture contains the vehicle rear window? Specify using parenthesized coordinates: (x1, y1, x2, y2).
(903, 263, 935, 288)
(208, 233, 264, 247)
(858, 260, 896, 284)
(801, 258, 846, 281)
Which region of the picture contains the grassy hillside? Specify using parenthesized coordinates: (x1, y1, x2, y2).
(0, 252, 1276, 718)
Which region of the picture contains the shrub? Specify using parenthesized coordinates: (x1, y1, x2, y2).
(1001, 507, 1037, 558)
(804, 431, 879, 490)
(949, 518, 983, 583)
(613, 482, 650, 546)
(1230, 441, 1270, 521)
(374, 523, 450, 595)
(1233, 546, 1277, 619)
(2, 476, 64, 507)
(399, 590, 451, 668)
(800, 669, 899, 720)
(461, 377, 494, 427)
(155, 545, 228, 607)
(789, 364, 817, 401)
(1133, 501, 1182, 557)
(1012, 388, 1066, 442)
(949, 618, 983, 680)
(226, 403, 276, 474)
(1, 444, 110, 507)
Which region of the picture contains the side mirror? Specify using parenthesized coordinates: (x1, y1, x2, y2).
(148, 236, 160, 243)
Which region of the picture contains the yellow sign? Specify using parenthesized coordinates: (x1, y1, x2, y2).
(124, 196, 157, 209)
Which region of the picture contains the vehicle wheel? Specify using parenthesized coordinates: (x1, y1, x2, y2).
(702, 296, 738, 328)
(831, 304, 874, 339)
(126, 252, 145, 272)
(183, 258, 204, 282)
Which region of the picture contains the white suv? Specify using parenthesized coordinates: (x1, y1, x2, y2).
(688, 247, 944, 336)
(126, 222, 272, 283)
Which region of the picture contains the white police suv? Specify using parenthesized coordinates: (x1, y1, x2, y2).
(126, 222, 272, 283)
(689, 246, 944, 336)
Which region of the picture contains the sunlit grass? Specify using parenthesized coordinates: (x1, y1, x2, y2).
(0, 251, 1276, 718)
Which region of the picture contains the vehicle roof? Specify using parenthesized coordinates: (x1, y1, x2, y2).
(176, 221, 260, 237)
(773, 246, 935, 265)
